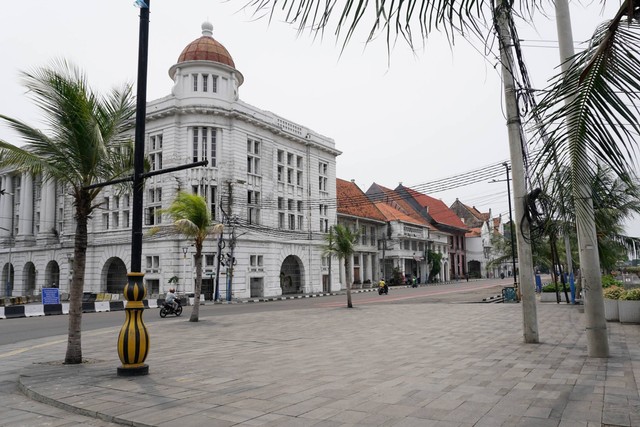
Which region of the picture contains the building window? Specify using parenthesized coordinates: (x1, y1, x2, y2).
(296, 171, 302, 186)
(211, 75, 218, 92)
(192, 74, 198, 91)
(190, 127, 217, 167)
(146, 188, 162, 225)
(210, 186, 217, 221)
(279, 212, 285, 229)
(247, 138, 261, 176)
(319, 161, 328, 192)
(250, 255, 263, 267)
(297, 155, 303, 169)
(297, 215, 304, 230)
(202, 74, 208, 92)
(247, 190, 260, 225)
(146, 256, 160, 273)
(288, 214, 295, 230)
(319, 203, 329, 233)
(277, 165, 284, 182)
(277, 150, 284, 164)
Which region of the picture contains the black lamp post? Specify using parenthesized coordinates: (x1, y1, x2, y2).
(489, 163, 518, 299)
(503, 162, 518, 296)
(117, 0, 151, 377)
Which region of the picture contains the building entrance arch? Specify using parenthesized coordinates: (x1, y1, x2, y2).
(2, 263, 14, 297)
(24, 262, 37, 295)
(45, 260, 60, 288)
(280, 255, 304, 295)
(102, 257, 127, 294)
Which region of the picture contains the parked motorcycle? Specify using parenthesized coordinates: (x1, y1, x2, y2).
(159, 299, 183, 318)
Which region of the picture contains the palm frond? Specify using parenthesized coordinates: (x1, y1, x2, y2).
(533, 5, 640, 191)
(241, 0, 527, 50)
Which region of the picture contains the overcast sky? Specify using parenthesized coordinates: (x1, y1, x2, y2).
(1, 1, 637, 237)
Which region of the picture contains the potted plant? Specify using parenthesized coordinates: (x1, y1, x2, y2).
(540, 283, 559, 302)
(603, 285, 623, 322)
(618, 288, 640, 323)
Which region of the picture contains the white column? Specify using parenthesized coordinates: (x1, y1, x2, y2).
(18, 173, 33, 238)
(39, 179, 56, 235)
(0, 175, 12, 236)
(366, 254, 373, 283)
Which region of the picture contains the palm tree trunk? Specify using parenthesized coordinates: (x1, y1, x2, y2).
(576, 186, 609, 357)
(65, 199, 89, 364)
(345, 258, 353, 308)
(190, 245, 203, 322)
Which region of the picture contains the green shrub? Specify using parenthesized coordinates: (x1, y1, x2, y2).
(603, 286, 624, 300)
(620, 288, 640, 301)
(541, 283, 558, 293)
(602, 275, 623, 288)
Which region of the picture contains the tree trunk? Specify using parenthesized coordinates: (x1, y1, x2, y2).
(345, 258, 353, 308)
(576, 185, 609, 357)
(65, 196, 89, 364)
(190, 243, 203, 322)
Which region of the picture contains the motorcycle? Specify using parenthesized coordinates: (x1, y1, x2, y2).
(159, 299, 183, 318)
(378, 283, 388, 295)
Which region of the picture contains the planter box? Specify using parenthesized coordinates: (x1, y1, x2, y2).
(540, 292, 559, 303)
(618, 300, 640, 323)
(619, 300, 640, 324)
(604, 298, 619, 322)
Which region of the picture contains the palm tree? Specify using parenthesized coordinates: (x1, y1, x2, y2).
(0, 59, 135, 364)
(163, 191, 223, 322)
(323, 224, 359, 308)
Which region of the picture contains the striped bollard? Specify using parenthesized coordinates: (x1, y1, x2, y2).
(117, 272, 149, 376)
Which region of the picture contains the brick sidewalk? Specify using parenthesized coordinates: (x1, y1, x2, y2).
(8, 301, 640, 426)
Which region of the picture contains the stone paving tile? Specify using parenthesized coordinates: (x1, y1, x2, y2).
(4, 301, 640, 426)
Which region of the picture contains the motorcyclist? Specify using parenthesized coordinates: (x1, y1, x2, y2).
(378, 278, 388, 293)
(165, 288, 179, 311)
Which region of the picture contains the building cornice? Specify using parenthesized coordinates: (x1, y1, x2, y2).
(146, 103, 342, 156)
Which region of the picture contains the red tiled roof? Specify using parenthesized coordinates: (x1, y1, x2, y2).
(463, 203, 489, 222)
(368, 183, 434, 228)
(336, 179, 386, 222)
(466, 227, 482, 238)
(373, 202, 429, 226)
(401, 187, 468, 230)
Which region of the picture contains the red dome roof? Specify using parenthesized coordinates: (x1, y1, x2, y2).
(177, 22, 236, 68)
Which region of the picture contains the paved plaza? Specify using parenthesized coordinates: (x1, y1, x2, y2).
(2, 299, 640, 426)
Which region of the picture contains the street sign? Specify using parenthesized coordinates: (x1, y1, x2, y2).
(42, 288, 60, 305)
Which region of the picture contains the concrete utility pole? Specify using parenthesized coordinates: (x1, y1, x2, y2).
(554, 0, 577, 303)
(495, 1, 539, 343)
(554, 0, 609, 357)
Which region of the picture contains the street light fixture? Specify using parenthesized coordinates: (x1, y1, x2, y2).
(182, 246, 189, 295)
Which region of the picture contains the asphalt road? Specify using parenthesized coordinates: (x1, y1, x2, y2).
(0, 280, 507, 346)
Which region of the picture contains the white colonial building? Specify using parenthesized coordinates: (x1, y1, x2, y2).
(0, 22, 341, 300)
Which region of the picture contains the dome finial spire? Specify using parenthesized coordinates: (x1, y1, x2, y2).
(202, 21, 213, 37)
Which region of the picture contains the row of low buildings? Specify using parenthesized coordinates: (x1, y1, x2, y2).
(0, 22, 514, 300)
